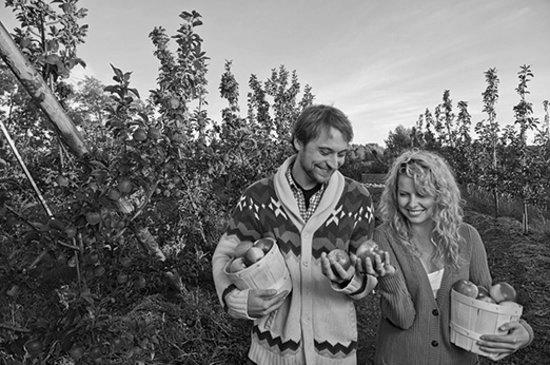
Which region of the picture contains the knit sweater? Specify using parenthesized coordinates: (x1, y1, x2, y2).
(372, 222, 534, 365)
(212, 156, 377, 365)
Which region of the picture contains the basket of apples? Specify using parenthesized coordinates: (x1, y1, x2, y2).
(224, 237, 292, 294)
(450, 280, 523, 359)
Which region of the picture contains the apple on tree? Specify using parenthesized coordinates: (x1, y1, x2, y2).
(489, 282, 517, 303)
(327, 249, 352, 271)
(452, 279, 479, 298)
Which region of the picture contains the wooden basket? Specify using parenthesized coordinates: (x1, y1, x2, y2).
(450, 289, 522, 360)
(224, 238, 292, 294)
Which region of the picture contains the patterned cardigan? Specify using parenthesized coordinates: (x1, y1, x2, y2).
(212, 156, 377, 365)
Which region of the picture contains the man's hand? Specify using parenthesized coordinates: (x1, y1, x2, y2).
(247, 289, 289, 318)
(321, 252, 355, 284)
(477, 321, 531, 360)
(353, 250, 395, 278)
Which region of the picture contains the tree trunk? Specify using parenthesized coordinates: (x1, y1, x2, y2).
(492, 188, 499, 219)
(522, 200, 529, 234)
(0, 21, 88, 158)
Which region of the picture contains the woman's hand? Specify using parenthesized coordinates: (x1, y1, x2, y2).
(477, 321, 531, 360)
(352, 251, 396, 278)
(321, 252, 355, 284)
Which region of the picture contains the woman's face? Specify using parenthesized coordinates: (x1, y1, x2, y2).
(397, 174, 436, 228)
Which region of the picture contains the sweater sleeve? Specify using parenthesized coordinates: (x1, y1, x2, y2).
(465, 224, 492, 289)
(331, 272, 378, 300)
(374, 227, 416, 329)
(212, 232, 254, 320)
(212, 189, 263, 320)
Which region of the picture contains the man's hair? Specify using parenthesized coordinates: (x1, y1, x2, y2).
(291, 105, 353, 149)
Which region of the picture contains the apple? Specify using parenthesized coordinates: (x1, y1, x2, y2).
(120, 256, 132, 267)
(229, 257, 247, 273)
(118, 179, 133, 194)
(133, 128, 147, 142)
(69, 347, 83, 360)
(254, 237, 275, 254)
(169, 97, 180, 109)
(24, 340, 42, 357)
(86, 212, 101, 225)
(135, 276, 146, 289)
(117, 273, 128, 284)
(234, 241, 254, 258)
(489, 282, 517, 303)
(327, 249, 352, 271)
(56, 175, 69, 187)
(108, 189, 121, 201)
(476, 285, 496, 303)
(477, 285, 490, 298)
(148, 127, 161, 140)
(499, 301, 521, 310)
(65, 227, 77, 238)
(244, 246, 265, 266)
(452, 279, 479, 298)
(356, 239, 385, 262)
(94, 266, 105, 277)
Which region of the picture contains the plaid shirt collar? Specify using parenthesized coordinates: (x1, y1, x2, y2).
(285, 161, 327, 222)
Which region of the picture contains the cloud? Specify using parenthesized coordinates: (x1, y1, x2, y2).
(66, 64, 97, 86)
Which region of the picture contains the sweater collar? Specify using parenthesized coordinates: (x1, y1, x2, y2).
(274, 155, 345, 227)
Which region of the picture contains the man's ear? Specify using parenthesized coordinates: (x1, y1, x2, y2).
(293, 138, 303, 152)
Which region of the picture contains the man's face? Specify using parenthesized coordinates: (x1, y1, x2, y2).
(293, 127, 349, 188)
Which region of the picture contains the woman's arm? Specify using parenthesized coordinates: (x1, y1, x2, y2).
(374, 228, 416, 329)
(466, 225, 534, 356)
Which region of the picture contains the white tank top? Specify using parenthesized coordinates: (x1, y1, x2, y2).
(427, 268, 444, 298)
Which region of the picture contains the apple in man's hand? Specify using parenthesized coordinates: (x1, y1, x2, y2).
(254, 237, 274, 254)
(327, 249, 351, 271)
(489, 282, 517, 303)
(244, 246, 265, 266)
(356, 239, 385, 262)
(452, 279, 479, 298)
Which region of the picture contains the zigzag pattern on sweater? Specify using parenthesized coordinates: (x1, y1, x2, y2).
(252, 325, 301, 352)
(228, 176, 374, 259)
(314, 339, 357, 355)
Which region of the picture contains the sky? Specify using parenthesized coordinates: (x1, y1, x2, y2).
(1, 0, 549, 146)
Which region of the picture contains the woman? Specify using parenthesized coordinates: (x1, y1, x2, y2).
(367, 149, 533, 364)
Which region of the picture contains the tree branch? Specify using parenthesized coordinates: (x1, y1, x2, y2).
(0, 323, 30, 333)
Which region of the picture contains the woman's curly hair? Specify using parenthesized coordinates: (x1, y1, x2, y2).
(378, 149, 464, 268)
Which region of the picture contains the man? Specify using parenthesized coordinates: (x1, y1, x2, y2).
(212, 104, 377, 364)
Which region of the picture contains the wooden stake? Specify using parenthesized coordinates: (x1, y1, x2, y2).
(0, 119, 54, 218)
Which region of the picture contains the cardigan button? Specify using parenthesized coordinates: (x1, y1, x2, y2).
(431, 340, 439, 347)
(432, 309, 439, 316)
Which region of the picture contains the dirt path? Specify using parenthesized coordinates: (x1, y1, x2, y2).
(356, 209, 550, 365)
